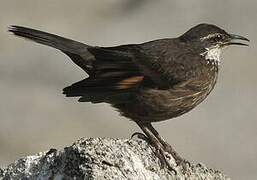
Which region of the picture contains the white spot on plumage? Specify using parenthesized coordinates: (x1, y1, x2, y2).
(200, 46, 221, 65)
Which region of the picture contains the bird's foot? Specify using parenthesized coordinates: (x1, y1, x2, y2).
(131, 122, 190, 174)
(162, 142, 190, 171)
(153, 145, 177, 174)
(131, 132, 177, 173)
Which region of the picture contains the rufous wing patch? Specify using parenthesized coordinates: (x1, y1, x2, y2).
(116, 76, 144, 89)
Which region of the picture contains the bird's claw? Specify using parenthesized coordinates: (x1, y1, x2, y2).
(131, 130, 188, 174)
(131, 132, 148, 141)
(152, 145, 177, 174)
(161, 142, 189, 169)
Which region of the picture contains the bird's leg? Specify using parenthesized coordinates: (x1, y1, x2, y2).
(145, 123, 189, 169)
(136, 122, 176, 172)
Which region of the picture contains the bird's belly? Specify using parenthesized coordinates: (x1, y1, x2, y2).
(114, 77, 217, 122)
(137, 88, 210, 122)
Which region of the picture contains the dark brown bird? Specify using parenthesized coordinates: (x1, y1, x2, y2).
(9, 24, 249, 170)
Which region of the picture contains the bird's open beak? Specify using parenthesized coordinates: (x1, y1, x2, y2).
(225, 34, 250, 46)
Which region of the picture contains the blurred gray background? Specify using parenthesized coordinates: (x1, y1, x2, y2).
(0, 0, 256, 179)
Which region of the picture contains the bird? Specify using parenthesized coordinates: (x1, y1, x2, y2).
(8, 23, 249, 170)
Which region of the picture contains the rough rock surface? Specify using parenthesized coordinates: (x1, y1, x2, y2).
(0, 138, 230, 180)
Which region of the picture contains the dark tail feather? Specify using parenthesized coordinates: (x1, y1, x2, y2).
(9, 25, 93, 73)
(8, 25, 88, 52)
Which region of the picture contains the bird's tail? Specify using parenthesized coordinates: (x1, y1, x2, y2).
(8, 25, 89, 52)
(8, 25, 93, 73)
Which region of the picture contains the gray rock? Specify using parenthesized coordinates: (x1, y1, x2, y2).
(0, 138, 230, 180)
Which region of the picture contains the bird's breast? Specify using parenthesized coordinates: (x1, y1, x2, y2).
(133, 63, 219, 122)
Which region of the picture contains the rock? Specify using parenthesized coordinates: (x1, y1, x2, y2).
(0, 138, 230, 180)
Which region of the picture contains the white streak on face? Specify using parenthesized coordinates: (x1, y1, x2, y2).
(200, 33, 222, 41)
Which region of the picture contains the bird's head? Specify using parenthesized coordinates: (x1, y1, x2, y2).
(180, 23, 249, 63)
(180, 23, 249, 49)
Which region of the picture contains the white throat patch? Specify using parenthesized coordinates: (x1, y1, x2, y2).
(200, 47, 221, 65)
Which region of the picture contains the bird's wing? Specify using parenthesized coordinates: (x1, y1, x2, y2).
(63, 41, 193, 104)
(63, 46, 145, 104)
(103, 40, 195, 89)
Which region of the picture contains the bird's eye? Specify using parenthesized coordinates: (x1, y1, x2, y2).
(212, 34, 223, 41)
